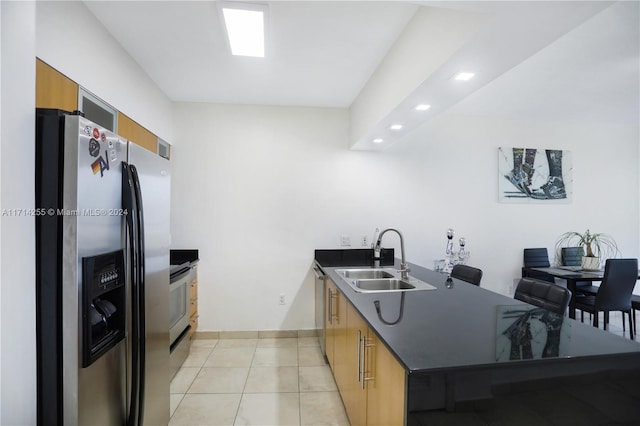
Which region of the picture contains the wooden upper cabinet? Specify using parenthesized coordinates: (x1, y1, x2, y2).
(37, 59, 164, 155)
(36, 58, 79, 112)
(117, 112, 158, 154)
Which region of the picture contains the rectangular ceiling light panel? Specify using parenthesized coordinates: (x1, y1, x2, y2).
(221, 3, 265, 58)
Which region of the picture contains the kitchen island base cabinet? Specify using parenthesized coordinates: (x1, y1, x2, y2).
(366, 332, 406, 426)
(344, 303, 368, 426)
(329, 279, 406, 426)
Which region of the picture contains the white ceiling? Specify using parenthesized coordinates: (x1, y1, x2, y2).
(449, 1, 640, 126)
(83, 1, 639, 140)
(83, 1, 419, 107)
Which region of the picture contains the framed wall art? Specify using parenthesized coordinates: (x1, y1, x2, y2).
(498, 147, 573, 203)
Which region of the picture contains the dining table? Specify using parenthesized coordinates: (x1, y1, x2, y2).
(522, 266, 640, 320)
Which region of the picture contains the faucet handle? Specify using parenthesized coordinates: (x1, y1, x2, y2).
(371, 227, 380, 249)
(398, 264, 411, 279)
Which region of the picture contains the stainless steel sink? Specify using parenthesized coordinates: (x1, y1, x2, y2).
(353, 278, 415, 291)
(336, 268, 395, 279)
(335, 268, 437, 293)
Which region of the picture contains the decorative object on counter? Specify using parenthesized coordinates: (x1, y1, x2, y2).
(433, 259, 446, 272)
(498, 147, 572, 204)
(457, 238, 470, 264)
(445, 276, 454, 289)
(442, 228, 470, 273)
(554, 229, 619, 271)
(444, 228, 455, 272)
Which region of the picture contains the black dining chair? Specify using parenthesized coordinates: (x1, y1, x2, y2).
(632, 295, 640, 336)
(574, 258, 637, 340)
(450, 264, 483, 286)
(561, 247, 598, 295)
(522, 248, 555, 283)
(514, 277, 572, 315)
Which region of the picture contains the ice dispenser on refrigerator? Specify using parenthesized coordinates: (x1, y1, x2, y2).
(81, 250, 125, 367)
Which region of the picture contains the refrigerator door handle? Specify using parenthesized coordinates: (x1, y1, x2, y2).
(130, 164, 146, 426)
(122, 162, 140, 426)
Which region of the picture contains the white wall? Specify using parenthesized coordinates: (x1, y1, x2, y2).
(386, 113, 640, 295)
(171, 103, 639, 332)
(0, 2, 36, 423)
(35, 1, 174, 142)
(171, 103, 409, 331)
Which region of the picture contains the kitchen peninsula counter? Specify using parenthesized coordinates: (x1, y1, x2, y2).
(315, 253, 640, 413)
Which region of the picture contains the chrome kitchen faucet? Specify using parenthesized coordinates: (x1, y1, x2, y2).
(374, 228, 410, 280)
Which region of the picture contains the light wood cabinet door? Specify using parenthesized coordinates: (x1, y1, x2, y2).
(325, 280, 338, 369)
(36, 58, 78, 111)
(333, 283, 349, 397)
(326, 281, 407, 426)
(365, 333, 406, 426)
(344, 302, 368, 426)
(326, 279, 347, 377)
(117, 112, 158, 154)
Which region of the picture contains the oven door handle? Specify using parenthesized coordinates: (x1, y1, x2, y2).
(313, 265, 325, 279)
(170, 271, 191, 292)
(171, 267, 192, 283)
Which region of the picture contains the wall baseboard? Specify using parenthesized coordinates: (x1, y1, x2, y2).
(193, 329, 319, 340)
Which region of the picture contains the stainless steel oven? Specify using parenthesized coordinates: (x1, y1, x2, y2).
(169, 264, 192, 346)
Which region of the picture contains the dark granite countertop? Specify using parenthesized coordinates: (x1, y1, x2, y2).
(170, 249, 199, 266)
(316, 256, 640, 376)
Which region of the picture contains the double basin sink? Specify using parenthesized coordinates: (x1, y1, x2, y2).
(335, 268, 436, 293)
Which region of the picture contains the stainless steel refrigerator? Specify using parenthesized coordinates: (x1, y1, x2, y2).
(35, 109, 171, 425)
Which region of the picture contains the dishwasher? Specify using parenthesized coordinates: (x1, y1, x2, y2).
(313, 262, 327, 357)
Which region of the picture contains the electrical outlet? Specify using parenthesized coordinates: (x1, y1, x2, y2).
(279, 293, 286, 305)
(361, 235, 368, 246)
(340, 235, 351, 246)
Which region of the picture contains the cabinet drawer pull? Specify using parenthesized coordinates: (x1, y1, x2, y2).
(356, 330, 362, 383)
(331, 292, 339, 321)
(327, 288, 333, 325)
(361, 336, 374, 389)
(328, 288, 339, 323)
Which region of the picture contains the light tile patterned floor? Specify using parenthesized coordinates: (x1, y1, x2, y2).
(170, 336, 350, 426)
(577, 309, 637, 340)
(171, 319, 638, 426)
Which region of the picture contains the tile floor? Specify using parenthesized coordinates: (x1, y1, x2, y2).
(171, 316, 637, 426)
(170, 336, 350, 426)
(576, 309, 637, 340)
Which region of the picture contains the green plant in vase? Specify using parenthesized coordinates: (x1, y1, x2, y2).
(554, 229, 619, 270)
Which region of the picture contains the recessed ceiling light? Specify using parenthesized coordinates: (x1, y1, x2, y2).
(372, 138, 384, 144)
(454, 72, 475, 81)
(389, 124, 403, 131)
(415, 104, 431, 111)
(221, 3, 266, 57)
